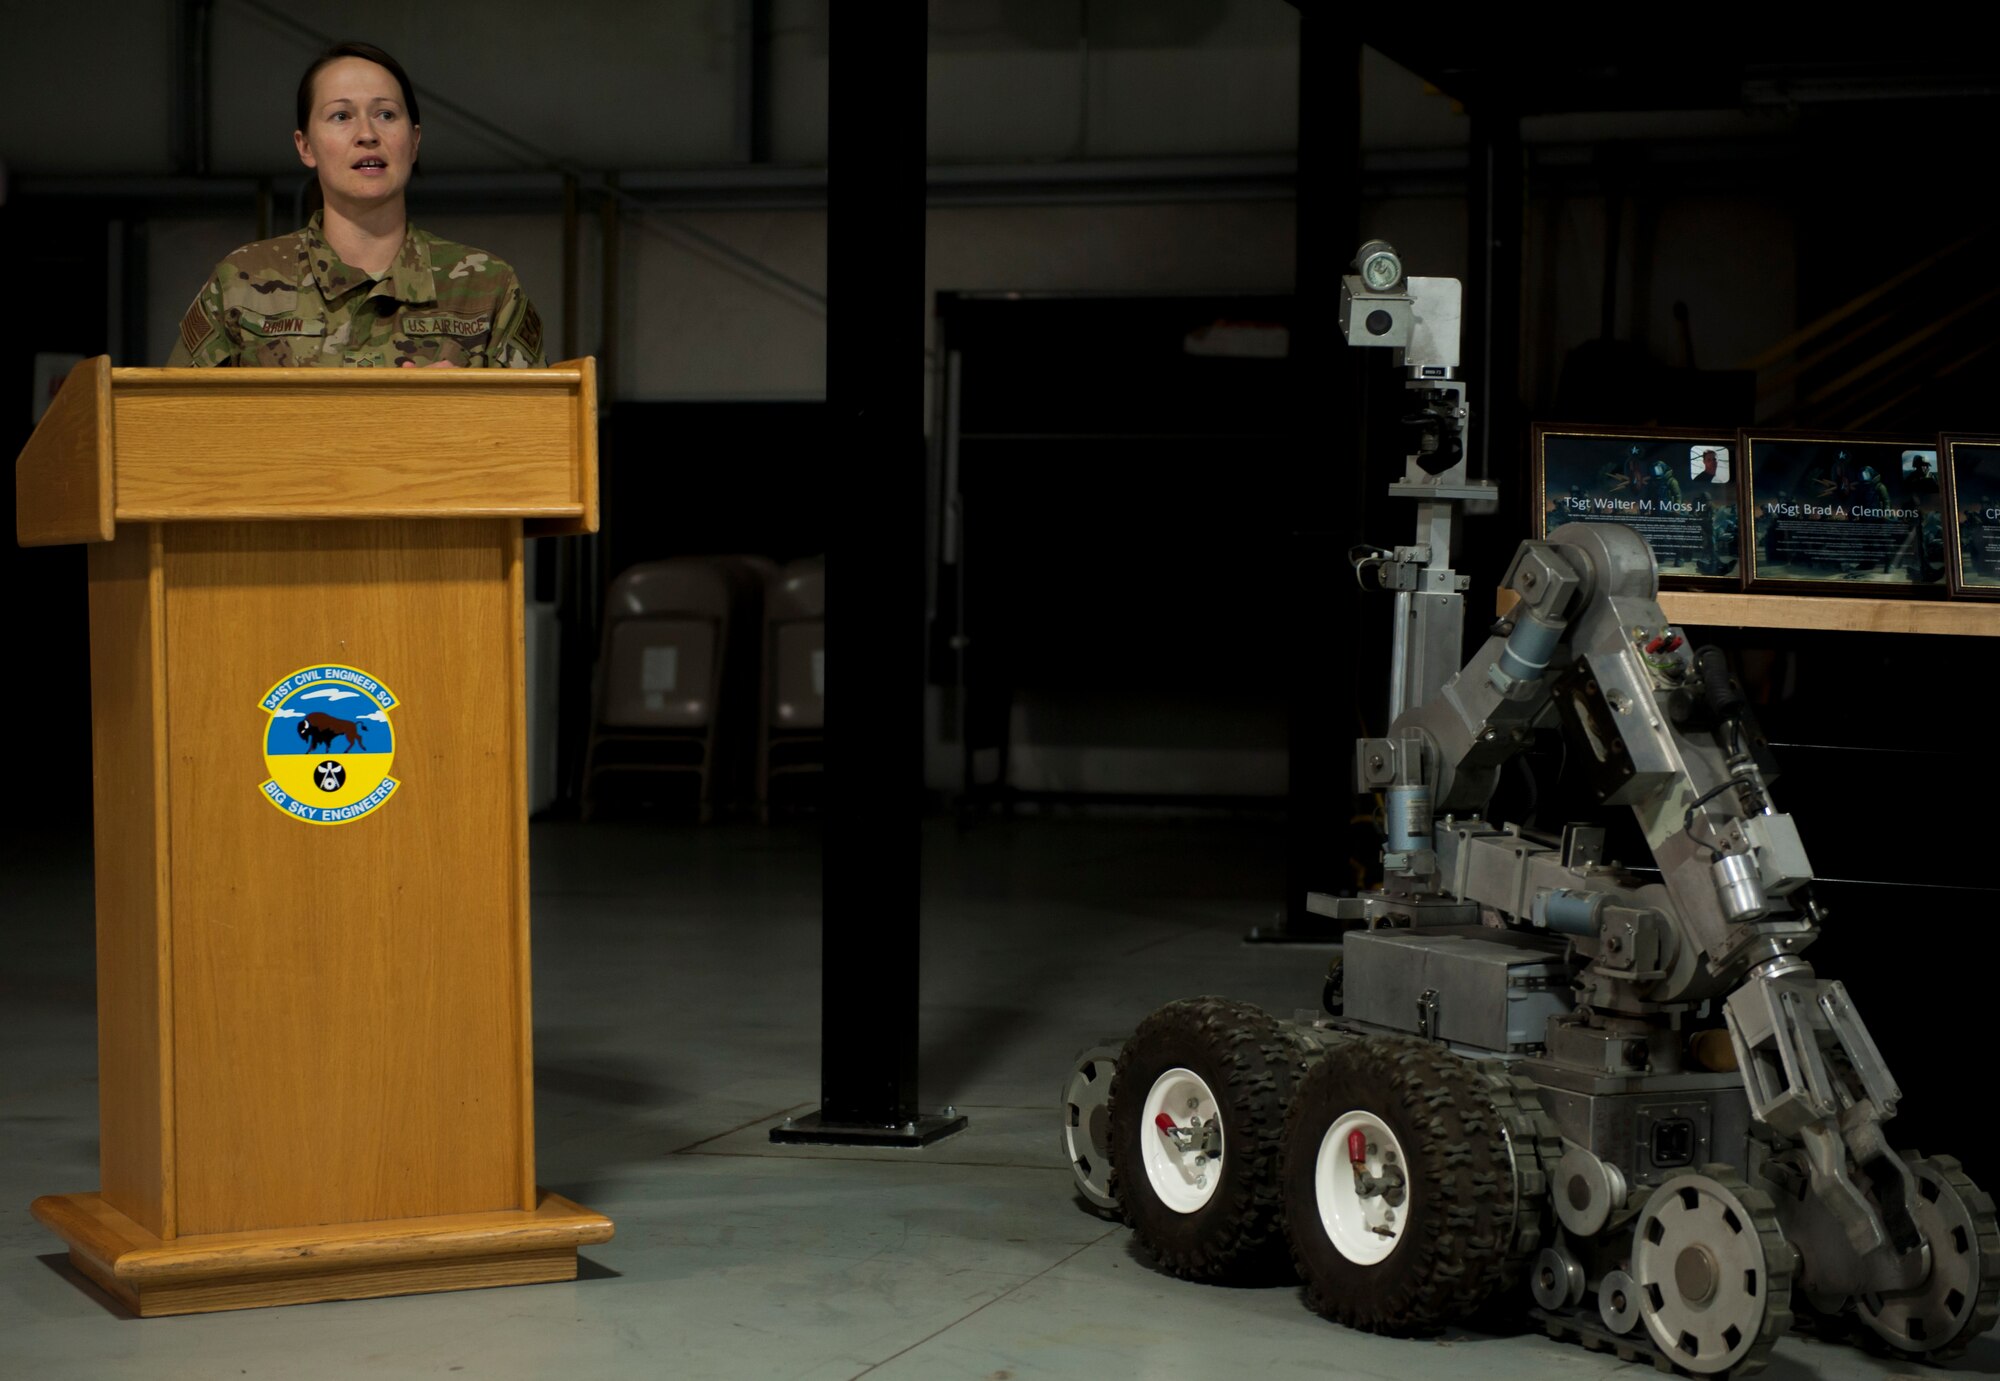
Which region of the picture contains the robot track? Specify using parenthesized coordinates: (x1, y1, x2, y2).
(1533, 1166, 1795, 1379)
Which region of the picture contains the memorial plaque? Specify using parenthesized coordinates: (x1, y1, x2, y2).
(1531, 425, 1742, 589)
(1943, 434, 2000, 600)
(1743, 433, 1944, 595)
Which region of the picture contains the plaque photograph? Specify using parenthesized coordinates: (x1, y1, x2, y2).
(1943, 434, 2000, 599)
(1532, 425, 1742, 588)
(1743, 433, 1944, 595)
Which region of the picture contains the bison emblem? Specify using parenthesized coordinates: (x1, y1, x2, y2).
(298, 711, 368, 753)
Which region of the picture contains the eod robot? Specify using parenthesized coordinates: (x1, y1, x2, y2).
(1059, 244, 1999, 1376)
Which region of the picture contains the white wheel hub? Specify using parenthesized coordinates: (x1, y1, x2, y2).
(1633, 1173, 1772, 1374)
(1314, 1109, 1410, 1265)
(1061, 1046, 1120, 1210)
(1140, 1067, 1224, 1213)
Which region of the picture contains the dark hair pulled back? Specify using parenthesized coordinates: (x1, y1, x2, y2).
(296, 42, 422, 132)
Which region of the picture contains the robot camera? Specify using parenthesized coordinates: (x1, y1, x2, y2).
(1340, 239, 1413, 349)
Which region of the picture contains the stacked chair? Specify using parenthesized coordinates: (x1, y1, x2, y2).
(583, 554, 822, 821)
(581, 558, 736, 821)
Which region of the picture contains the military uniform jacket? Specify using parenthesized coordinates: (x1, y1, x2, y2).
(168, 212, 545, 369)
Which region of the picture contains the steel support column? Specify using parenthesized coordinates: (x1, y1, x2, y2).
(1464, 103, 1524, 577)
(1276, 19, 1366, 936)
(555, 180, 619, 808)
(735, 0, 775, 165)
(771, 7, 962, 1148)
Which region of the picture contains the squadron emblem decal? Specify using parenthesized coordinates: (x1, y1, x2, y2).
(258, 664, 400, 825)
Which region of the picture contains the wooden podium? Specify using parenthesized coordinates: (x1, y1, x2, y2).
(14, 357, 613, 1316)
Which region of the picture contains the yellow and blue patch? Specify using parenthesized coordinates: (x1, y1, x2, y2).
(258, 664, 400, 825)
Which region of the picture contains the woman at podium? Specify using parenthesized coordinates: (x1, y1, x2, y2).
(166, 43, 545, 370)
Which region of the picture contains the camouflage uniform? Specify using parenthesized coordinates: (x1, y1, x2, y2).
(167, 212, 544, 368)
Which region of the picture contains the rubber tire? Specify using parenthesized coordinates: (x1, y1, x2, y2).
(1107, 997, 1304, 1283)
(1281, 1035, 1519, 1334)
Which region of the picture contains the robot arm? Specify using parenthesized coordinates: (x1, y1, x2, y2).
(1373, 520, 1813, 978)
(1385, 519, 1927, 1299)
(1353, 537, 1586, 866)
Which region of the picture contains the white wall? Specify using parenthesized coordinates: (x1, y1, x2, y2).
(926, 0, 1299, 162)
(618, 208, 827, 399)
(0, 0, 833, 176)
(0, 1, 176, 174)
(770, 0, 829, 164)
(207, 2, 742, 173)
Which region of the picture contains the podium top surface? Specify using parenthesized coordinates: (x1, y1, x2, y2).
(17, 356, 599, 546)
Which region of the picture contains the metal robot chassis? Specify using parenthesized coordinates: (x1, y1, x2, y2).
(1057, 243, 2000, 1377)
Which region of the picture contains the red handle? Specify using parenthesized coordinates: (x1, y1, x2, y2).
(1348, 1128, 1367, 1164)
(1155, 1113, 1178, 1135)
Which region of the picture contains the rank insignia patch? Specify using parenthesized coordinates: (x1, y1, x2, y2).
(259, 664, 400, 825)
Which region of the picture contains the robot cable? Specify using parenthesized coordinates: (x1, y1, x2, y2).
(1682, 776, 1757, 859)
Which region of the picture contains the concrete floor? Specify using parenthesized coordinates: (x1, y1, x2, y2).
(1, 816, 1987, 1380)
